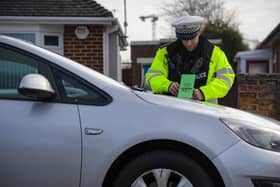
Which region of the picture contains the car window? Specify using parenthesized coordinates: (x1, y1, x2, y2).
(0, 46, 38, 99)
(52, 68, 111, 105)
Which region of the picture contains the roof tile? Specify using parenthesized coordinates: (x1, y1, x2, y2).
(0, 0, 113, 17)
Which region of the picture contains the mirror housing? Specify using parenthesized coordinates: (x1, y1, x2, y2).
(18, 74, 55, 99)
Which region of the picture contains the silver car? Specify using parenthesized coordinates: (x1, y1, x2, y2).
(0, 35, 280, 187)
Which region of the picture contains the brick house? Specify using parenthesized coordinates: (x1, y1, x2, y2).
(0, 0, 127, 81)
(236, 23, 280, 120)
(235, 23, 280, 74)
(257, 23, 280, 73)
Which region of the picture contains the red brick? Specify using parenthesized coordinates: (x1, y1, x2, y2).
(257, 92, 275, 100)
(238, 84, 247, 91)
(64, 24, 104, 73)
(237, 74, 280, 120)
(259, 104, 276, 111)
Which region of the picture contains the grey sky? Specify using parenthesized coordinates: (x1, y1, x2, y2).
(97, 0, 280, 60)
(224, 0, 280, 42)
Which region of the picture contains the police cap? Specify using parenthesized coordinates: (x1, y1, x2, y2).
(172, 16, 204, 40)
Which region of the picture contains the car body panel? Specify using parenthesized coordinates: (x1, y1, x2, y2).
(0, 100, 81, 187)
(213, 141, 280, 186)
(78, 92, 240, 187)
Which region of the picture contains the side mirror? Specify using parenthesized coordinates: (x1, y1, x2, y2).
(18, 74, 55, 99)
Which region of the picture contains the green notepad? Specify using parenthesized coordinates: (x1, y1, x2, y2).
(177, 74, 196, 99)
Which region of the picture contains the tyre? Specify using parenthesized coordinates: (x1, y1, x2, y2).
(112, 150, 214, 187)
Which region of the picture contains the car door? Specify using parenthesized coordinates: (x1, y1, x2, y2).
(0, 44, 81, 187)
(50, 65, 113, 187)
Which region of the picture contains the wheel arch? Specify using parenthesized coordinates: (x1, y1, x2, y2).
(102, 139, 225, 187)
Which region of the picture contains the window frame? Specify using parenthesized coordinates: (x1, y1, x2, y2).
(50, 64, 112, 106)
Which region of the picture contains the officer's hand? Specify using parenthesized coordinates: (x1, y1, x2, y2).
(193, 89, 204, 101)
(169, 82, 180, 96)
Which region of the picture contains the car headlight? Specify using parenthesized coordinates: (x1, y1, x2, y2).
(220, 117, 280, 152)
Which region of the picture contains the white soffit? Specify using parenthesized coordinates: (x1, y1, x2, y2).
(136, 57, 153, 64)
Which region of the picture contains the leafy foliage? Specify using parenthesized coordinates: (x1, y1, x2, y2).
(203, 23, 249, 65)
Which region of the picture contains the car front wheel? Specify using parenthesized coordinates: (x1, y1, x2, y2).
(112, 150, 214, 187)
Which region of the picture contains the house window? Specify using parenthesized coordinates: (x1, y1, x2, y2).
(1, 33, 36, 44)
(44, 35, 59, 46)
(41, 33, 63, 55)
(247, 60, 268, 74)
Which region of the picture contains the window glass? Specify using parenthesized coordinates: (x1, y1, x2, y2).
(248, 63, 268, 74)
(247, 61, 268, 74)
(52, 68, 110, 105)
(2, 33, 36, 44)
(44, 35, 59, 46)
(0, 46, 38, 98)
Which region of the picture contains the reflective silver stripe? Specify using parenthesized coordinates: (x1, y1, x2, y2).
(216, 68, 234, 76)
(208, 99, 218, 104)
(218, 75, 232, 88)
(147, 73, 163, 88)
(146, 70, 164, 74)
(212, 68, 234, 87)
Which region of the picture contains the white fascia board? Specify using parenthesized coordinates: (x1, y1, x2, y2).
(235, 49, 272, 59)
(131, 40, 160, 46)
(103, 31, 109, 75)
(137, 57, 154, 64)
(0, 16, 115, 25)
(106, 19, 128, 48)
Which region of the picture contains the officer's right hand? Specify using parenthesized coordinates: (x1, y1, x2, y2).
(169, 82, 180, 96)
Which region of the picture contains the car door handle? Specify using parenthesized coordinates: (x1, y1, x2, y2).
(85, 128, 103, 135)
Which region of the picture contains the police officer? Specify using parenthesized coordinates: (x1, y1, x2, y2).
(145, 15, 235, 103)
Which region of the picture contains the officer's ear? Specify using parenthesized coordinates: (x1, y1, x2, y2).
(196, 30, 202, 37)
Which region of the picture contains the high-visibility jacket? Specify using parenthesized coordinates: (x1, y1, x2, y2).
(145, 38, 235, 103)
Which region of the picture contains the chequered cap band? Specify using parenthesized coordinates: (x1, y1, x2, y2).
(176, 25, 200, 33)
(175, 26, 200, 40)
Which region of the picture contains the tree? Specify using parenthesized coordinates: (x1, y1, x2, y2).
(162, 0, 236, 28)
(203, 23, 248, 66)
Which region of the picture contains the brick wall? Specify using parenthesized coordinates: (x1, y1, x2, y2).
(64, 25, 104, 73)
(237, 74, 280, 120)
